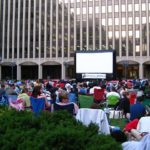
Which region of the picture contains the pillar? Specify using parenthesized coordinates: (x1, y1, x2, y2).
(38, 64, 42, 79)
(61, 63, 66, 80)
(139, 63, 143, 79)
(17, 64, 21, 80)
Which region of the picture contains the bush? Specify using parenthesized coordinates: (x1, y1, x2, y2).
(0, 107, 121, 150)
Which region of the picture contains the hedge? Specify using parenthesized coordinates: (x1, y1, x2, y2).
(0, 107, 121, 150)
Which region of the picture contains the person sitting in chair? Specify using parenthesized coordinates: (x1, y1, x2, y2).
(31, 85, 50, 109)
(54, 92, 79, 115)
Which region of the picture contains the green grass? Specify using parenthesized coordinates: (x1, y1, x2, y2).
(78, 95, 150, 130)
(79, 94, 126, 130)
(110, 118, 126, 130)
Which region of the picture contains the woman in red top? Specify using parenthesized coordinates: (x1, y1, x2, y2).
(123, 118, 139, 140)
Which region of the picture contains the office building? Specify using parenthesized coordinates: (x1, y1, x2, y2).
(0, 0, 150, 80)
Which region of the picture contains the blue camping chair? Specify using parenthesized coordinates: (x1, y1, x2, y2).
(68, 92, 77, 103)
(30, 96, 45, 115)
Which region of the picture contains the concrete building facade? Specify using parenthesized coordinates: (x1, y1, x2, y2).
(0, 0, 150, 80)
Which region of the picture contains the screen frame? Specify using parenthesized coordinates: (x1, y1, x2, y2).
(75, 50, 116, 80)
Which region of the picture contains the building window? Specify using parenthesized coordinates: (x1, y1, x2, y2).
(83, 7, 86, 14)
(77, 8, 80, 15)
(95, 6, 99, 13)
(122, 18, 126, 25)
(122, 31, 126, 38)
(135, 4, 139, 11)
(128, 4, 132, 11)
(142, 3, 146, 11)
(108, 6, 112, 13)
(89, 7, 92, 14)
(108, 18, 112, 26)
(142, 17, 146, 24)
(108, 31, 112, 39)
(135, 45, 140, 52)
(115, 18, 119, 25)
(135, 17, 139, 24)
(136, 30, 140, 38)
(128, 17, 132, 25)
(102, 6, 106, 13)
(115, 31, 119, 38)
(114, 5, 119, 12)
(102, 19, 106, 26)
(129, 30, 133, 37)
(122, 5, 126, 12)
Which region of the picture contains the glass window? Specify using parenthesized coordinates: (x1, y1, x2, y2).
(128, 4, 132, 11)
(108, 6, 112, 12)
(122, 18, 126, 25)
(129, 31, 133, 37)
(135, 4, 139, 11)
(89, 7, 92, 14)
(102, 6, 106, 13)
(114, 5, 119, 12)
(122, 5, 126, 12)
(115, 31, 119, 38)
(128, 17, 132, 25)
(142, 17, 146, 24)
(115, 18, 119, 25)
(95, 6, 99, 13)
(135, 45, 140, 52)
(136, 30, 140, 38)
(142, 3, 146, 11)
(122, 31, 126, 38)
(77, 8, 80, 14)
(149, 3, 150, 10)
(83, 7, 86, 14)
(108, 31, 112, 39)
(65, 0, 68, 3)
(102, 18, 106, 26)
(71, 8, 74, 13)
(108, 18, 112, 25)
(135, 17, 139, 24)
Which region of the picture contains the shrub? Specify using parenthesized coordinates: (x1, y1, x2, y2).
(0, 107, 121, 150)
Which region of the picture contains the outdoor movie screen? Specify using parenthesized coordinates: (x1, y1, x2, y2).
(76, 50, 115, 74)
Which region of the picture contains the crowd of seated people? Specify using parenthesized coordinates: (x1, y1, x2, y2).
(0, 78, 150, 144)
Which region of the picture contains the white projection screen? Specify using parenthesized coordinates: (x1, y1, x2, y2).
(76, 51, 115, 74)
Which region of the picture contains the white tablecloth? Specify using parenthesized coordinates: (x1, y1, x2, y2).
(76, 108, 110, 135)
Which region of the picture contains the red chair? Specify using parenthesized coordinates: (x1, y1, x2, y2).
(129, 92, 136, 105)
(93, 88, 105, 103)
